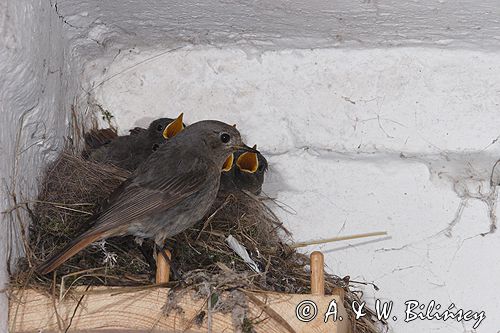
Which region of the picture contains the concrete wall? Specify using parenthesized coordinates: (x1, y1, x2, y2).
(50, 0, 500, 51)
(2, 0, 500, 332)
(0, 1, 79, 332)
(89, 46, 500, 332)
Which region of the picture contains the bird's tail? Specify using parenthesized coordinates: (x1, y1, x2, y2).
(37, 231, 104, 275)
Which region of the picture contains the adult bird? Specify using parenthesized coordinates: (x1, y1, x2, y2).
(37, 120, 255, 274)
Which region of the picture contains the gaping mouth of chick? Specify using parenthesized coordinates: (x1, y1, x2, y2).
(222, 153, 234, 172)
(236, 149, 259, 173)
(162, 113, 185, 139)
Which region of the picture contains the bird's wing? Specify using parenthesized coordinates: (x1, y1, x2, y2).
(91, 163, 210, 234)
(129, 127, 147, 135)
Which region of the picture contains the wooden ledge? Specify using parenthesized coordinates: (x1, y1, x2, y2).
(9, 286, 350, 333)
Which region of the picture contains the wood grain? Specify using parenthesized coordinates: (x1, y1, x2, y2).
(310, 251, 325, 296)
(9, 287, 350, 333)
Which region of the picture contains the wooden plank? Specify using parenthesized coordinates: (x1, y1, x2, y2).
(9, 287, 350, 333)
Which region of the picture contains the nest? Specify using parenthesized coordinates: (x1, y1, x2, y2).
(12, 148, 385, 333)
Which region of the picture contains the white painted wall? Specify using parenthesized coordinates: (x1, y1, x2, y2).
(48, 0, 500, 51)
(2, 0, 500, 332)
(0, 1, 80, 332)
(89, 47, 500, 332)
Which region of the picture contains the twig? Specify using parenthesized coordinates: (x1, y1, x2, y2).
(207, 289, 213, 333)
(1, 200, 93, 214)
(53, 205, 93, 215)
(52, 272, 65, 331)
(290, 231, 388, 249)
(64, 285, 90, 333)
(60, 268, 104, 301)
(7, 193, 34, 267)
(243, 291, 297, 333)
(9, 269, 35, 332)
(196, 194, 234, 241)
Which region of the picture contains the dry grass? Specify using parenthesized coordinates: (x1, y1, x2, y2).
(11, 149, 385, 333)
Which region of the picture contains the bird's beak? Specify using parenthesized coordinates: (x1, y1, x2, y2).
(163, 113, 185, 139)
(222, 153, 234, 172)
(236, 145, 259, 173)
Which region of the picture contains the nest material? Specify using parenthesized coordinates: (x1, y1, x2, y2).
(12, 149, 385, 333)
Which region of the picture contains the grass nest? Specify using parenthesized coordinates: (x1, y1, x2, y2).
(12, 147, 385, 333)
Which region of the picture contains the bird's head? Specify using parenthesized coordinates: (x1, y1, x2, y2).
(181, 120, 257, 171)
(147, 113, 185, 140)
(233, 146, 268, 194)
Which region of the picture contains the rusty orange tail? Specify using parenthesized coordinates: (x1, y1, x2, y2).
(37, 231, 104, 275)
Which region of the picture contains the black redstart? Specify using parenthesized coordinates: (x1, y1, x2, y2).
(220, 145, 268, 195)
(84, 128, 118, 150)
(37, 120, 255, 274)
(129, 117, 186, 137)
(88, 114, 184, 171)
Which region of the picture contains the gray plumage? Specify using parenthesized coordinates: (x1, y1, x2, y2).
(88, 118, 175, 171)
(220, 149, 268, 195)
(38, 120, 248, 274)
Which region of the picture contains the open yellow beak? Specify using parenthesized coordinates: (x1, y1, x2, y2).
(222, 153, 234, 172)
(236, 145, 259, 173)
(162, 113, 185, 139)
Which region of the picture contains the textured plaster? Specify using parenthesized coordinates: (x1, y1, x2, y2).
(89, 47, 500, 332)
(2, 0, 500, 332)
(0, 1, 79, 332)
(51, 0, 500, 55)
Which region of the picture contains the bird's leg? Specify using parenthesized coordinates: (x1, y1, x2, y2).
(163, 244, 182, 281)
(138, 241, 156, 273)
(155, 244, 181, 282)
(155, 244, 171, 284)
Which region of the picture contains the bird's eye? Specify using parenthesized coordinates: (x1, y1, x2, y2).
(220, 133, 231, 143)
(156, 124, 163, 132)
(152, 143, 160, 151)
